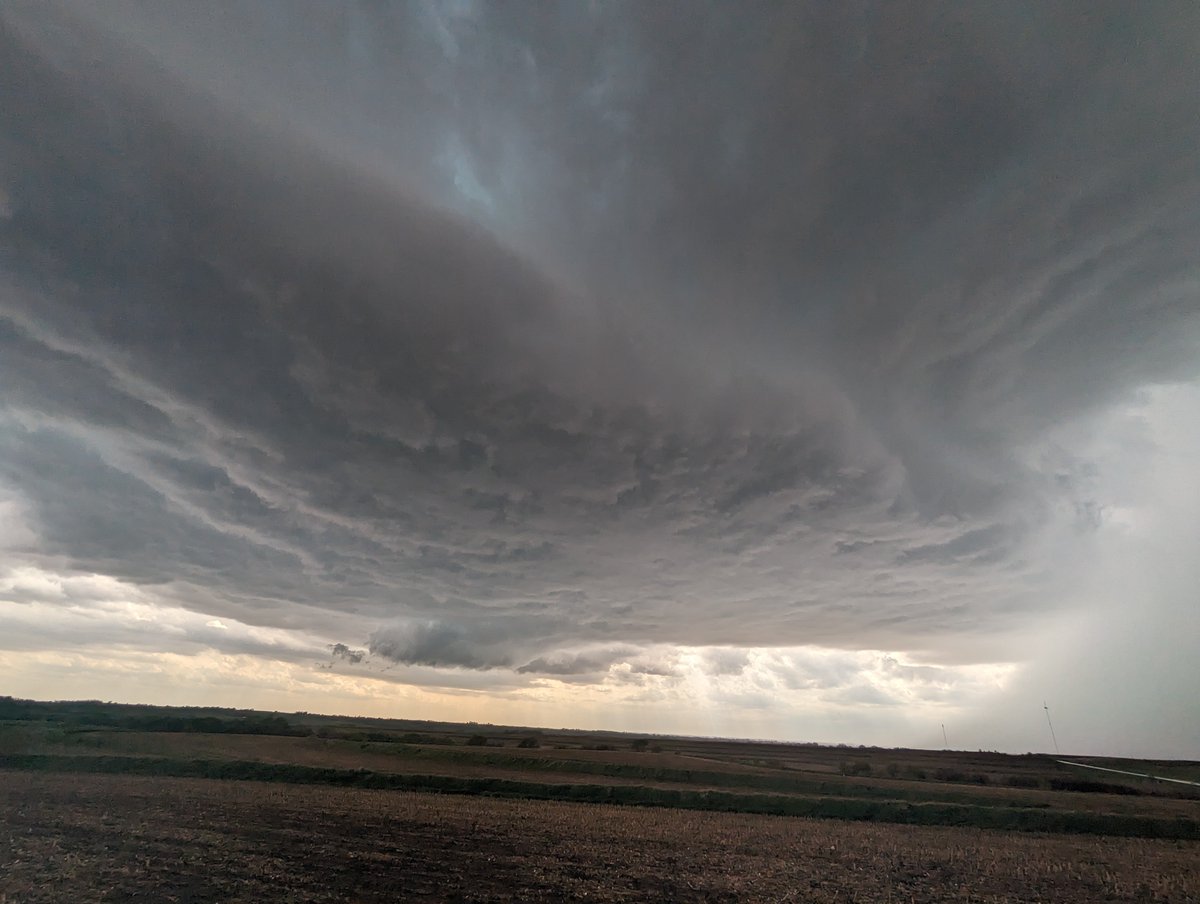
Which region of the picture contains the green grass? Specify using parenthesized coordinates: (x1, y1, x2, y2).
(3, 754, 1197, 840)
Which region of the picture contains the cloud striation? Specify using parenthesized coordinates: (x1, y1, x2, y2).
(0, 1, 1198, 754)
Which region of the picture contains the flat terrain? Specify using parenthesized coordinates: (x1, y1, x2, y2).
(3, 772, 1198, 903)
(2, 699, 1198, 901)
(6, 720, 1198, 832)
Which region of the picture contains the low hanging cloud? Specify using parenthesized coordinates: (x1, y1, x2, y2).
(329, 643, 365, 665)
(0, 1, 1198, 752)
(368, 618, 536, 671)
(517, 648, 639, 677)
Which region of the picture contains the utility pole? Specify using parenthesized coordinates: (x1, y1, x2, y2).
(941, 723, 948, 749)
(1044, 702, 1060, 755)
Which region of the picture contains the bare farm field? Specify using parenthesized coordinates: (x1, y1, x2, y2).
(2, 700, 1198, 901)
(3, 772, 1199, 904)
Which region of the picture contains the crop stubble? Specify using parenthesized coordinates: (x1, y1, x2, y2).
(1, 771, 1197, 903)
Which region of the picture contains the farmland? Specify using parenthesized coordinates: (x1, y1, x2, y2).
(4, 773, 1199, 903)
(1, 698, 1198, 901)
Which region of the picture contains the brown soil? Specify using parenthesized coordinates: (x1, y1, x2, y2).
(42, 731, 1200, 818)
(2, 771, 1197, 903)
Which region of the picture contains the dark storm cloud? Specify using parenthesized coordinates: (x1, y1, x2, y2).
(897, 524, 1016, 566)
(329, 643, 365, 665)
(0, 1, 1198, 680)
(516, 647, 638, 676)
(368, 618, 537, 670)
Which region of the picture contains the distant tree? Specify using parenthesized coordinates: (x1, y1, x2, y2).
(466, 734, 488, 746)
(517, 736, 540, 749)
(630, 739, 650, 752)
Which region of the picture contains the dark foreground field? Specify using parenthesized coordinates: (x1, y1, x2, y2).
(3, 771, 1198, 904)
(2, 700, 1198, 901)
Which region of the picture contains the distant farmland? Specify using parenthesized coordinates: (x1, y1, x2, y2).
(2, 698, 1198, 901)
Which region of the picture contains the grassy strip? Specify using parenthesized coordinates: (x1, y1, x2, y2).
(368, 744, 1063, 809)
(3, 754, 1197, 840)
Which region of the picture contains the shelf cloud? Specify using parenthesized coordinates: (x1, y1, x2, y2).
(1, 1, 1197, 755)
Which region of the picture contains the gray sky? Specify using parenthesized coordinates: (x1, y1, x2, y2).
(1, 1, 1198, 755)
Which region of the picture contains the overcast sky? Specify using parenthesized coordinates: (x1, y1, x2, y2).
(1, 1, 1197, 756)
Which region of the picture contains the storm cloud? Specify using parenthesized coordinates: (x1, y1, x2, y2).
(1, 2, 1197, 753)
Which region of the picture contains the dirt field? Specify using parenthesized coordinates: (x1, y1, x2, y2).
(19, 727, 1199, 822)
(2, 771, 1197, 903)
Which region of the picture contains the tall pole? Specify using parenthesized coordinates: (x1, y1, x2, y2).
(1044, 702, 1060, 755)
(941, 723, 948, 749)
